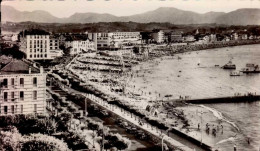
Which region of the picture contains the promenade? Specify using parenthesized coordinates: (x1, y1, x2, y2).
(49, 71, 209, 151)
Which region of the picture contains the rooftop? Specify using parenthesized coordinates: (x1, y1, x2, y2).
(0, 59, 40, 75)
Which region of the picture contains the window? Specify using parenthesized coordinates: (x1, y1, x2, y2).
(4, 106, 8, 114)
(21, 105, 23, 114)
(34, 104, 37, 113)
(11, 105, 14, 114)
(30, 54, 32, 58)
(11, 78, 14, 87)
(2, 78, 8, 88)
(4, 92, 8, 101)
(20, 78, 24, 87)
(45, 54, 47, 58)
(11, 92, 15, 101)
(33, 77, 37, 87)
(20, 91, 24, 101)
(33, 91, 37, 100)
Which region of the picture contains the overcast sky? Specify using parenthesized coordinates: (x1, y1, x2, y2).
(2, 0, 259, 18)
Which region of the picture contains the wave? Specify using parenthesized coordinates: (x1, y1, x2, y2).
(198, 105, 240, 132)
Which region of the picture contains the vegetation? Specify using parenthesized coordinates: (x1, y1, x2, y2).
(18, 29, 49, 38)
(0, 44, 26, 59)
(21, 133, 70, 151)
(0, 126, 70, 151)
(3, 21, 260, 35)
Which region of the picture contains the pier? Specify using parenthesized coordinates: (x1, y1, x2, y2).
(162, 95, 260, 104)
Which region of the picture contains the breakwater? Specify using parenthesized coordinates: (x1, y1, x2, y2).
(184, 95, 260, 104)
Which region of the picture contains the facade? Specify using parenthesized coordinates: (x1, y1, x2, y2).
(169, 31, 183, 42)
(0, 60, 46, 116)
(110, 32, 142, 46)
(25, 35, 50, 60)
(151, 30, 165, 43)
(88, 32, 142, 50)
(231, 33, 239, 40)
(65, 39, 95, 55)
(183, 35, 195, 42)
(21, 34, 63, 60)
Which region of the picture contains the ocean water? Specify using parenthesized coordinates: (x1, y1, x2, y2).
(129, 44, 260, 150)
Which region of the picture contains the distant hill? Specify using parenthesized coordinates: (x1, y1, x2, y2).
(121, 7, 225, 24)
(216, 9, 260, 25)
(2, 5, 61, 23)
(2, 5, 260, 25)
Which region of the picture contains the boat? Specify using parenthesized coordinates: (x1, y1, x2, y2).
(240, 64, 260, 73)
(230, 71, 241, 76)
(222, 60, 236, 69)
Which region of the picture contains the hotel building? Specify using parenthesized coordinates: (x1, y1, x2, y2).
(65, 39, 95, 55)
(151, 30, 165, 43)
(20, 34, 63, 60)
(88, 32, 142, 50)
(0, 60, 46, 116)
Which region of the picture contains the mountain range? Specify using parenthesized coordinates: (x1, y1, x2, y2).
(2, 5, 260, 25)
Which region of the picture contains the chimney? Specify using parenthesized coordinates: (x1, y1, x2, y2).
(29, 67, 31, 74)
(40, 66, 44, 74)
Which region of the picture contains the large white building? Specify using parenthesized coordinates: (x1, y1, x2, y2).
(65, 39, 95, 55)
(151, 30, 165, 43)
(0, 60, 46, 115)
(88, 32, 142, 50)
(21, 34, 63, 60)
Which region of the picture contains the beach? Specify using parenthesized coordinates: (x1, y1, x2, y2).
(66, 43, 260, 150)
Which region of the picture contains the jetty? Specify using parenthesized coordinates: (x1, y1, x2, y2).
(161, 94, 260, 104)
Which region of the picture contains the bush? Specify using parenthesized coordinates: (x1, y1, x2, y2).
(0, 126, 22, 151)
(0, 115, 57, 135)
(59, 132, 88, 150)
(21, 133, 70, 151)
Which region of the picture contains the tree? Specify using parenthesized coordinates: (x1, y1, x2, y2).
(115, 140, 128, 151)
(0, 126, 22, 151)
(1, 44, 26, 59)
(21, 133, 70, 151)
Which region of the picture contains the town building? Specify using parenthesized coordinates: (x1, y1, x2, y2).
(183, 35, 195, 42)
(19, 31, 63, 60)
(0, 60, 46, 116)
(230, 33, 239, 40)
(110, 32, 142, 46)
(25, 34, 51, 60)
(151, 30, 165, 43)
(168, 31, 183, 43)
(87, 32, 142, 50)
(65, 38, 95, 55)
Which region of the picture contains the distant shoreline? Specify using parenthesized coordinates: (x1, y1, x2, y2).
(147, 40, 260, 59)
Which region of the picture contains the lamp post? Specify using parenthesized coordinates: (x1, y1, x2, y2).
(101, 122, 105, 151)
(199, 111, 206, 145)
(161, 135, 165, 151)
(84, 97, 88, 116)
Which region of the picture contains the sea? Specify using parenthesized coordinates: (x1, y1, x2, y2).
(129, 44, 260, 151)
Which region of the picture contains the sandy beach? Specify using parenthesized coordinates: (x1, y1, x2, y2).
(66, 43, 260, 150)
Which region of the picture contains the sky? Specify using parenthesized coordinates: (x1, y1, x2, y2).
(2, 0, 260, 18)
